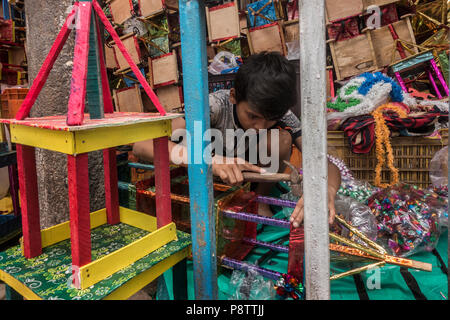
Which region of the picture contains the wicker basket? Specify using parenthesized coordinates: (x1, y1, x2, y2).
(328, 129, 448, 188)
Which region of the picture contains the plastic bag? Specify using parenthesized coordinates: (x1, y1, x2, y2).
(367, 183, 443, 257)
(429, 146, 448, 188)
(334, 195, 378, 245)
(208, 51, 239, 75)
(228, 267, 275, 300)
(286, 41, 300, 61)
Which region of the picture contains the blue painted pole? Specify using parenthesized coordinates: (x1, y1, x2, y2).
(179, 0, 218, 299)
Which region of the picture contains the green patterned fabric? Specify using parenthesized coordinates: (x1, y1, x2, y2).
(0, 223, 191, 300)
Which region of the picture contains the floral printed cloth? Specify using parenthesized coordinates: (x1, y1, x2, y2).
(0, 223, 191, 300)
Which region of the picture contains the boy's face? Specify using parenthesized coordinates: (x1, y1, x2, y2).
(230, 89, 277, 130)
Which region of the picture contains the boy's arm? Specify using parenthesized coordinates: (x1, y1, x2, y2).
(133, 116, 264, 184)
(290, 136, 341, 227)
(133, 117, 189, 166)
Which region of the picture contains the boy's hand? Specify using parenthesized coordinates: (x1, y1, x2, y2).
(290, 186, 337, 228)
(212, 155, 265, 186)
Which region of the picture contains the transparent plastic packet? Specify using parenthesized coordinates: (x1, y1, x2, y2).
(208, 51, 238, 75)
(228, 267, 275, 300)
(333, 195, 378, 245)
(367, 183, 443, 257)
(429, 146, 448, 188)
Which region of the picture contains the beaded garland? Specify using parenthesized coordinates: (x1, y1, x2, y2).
(327, 154, 380, 203)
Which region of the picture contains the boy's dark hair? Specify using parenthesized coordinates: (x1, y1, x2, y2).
(234, 51, 297, 121)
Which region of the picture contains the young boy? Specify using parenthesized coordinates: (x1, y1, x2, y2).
(133, 51, 341, 227)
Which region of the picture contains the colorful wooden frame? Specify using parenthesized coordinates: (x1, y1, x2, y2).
(0, 1, 184, 293)
(205, 0, 241, 43)
(246, 0, 278, 28)
(247, 22, 287, 56)
(148, 50, 179, 88)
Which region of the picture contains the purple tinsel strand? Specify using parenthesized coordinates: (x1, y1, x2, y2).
(221, 256, 281, 281)
(221, 210, 290, 228)
(243, 237, 289, 253)
(256, 196, 297, 208)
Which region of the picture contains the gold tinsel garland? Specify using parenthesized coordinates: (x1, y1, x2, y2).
(371, 104, 408, 188)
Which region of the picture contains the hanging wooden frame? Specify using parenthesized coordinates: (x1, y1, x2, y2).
(329, 32, 378, 80)
(205, 0, 241, 43)
(113, 84, 144, 113)
(156, 84, 184, 112)
(283, 19, 299, 43)
(135, 0, 179, 19)
(247, 22, 287, 56)
(325, 0, 364, 23)
(107, 0, 134, 25)
(104, 44, 119, 69)
(148, 50, 179, 88)
(369, 18, 418, 68)
(111, 33, 142, 73)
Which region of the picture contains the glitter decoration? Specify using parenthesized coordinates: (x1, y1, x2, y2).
(367, 183, 446, 257)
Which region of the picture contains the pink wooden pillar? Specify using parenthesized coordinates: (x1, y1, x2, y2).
(394, 71, 408, 93)
(427, 67, 443, 99)
(16, 144, 42, 258)
(153, 136, 172, 229)
(103, 148, 120, 225)
(67, 153, 91, 268)
(429, 59, 449, 97)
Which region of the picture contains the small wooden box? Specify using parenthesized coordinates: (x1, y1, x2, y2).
(329, 32, 378, 80)
(148, 51, 179, 88)
(248, 22, 286, 56)
(206, 0, 241, 42)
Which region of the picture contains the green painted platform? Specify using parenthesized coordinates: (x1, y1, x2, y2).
(0, 222, 191, 300)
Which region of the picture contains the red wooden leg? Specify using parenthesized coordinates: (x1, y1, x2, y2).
(153, 136, 172, 228)
(8, 164, 20, 217)
(68, 153, 91, 268)
(16, 145, 41, 258)
(103, 148, 120, 225)
(288, 225, 305, 282)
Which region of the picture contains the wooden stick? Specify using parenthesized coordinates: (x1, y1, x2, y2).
(103, 148, 120, 224)
(16, 145, 41, 258)
(15, 3, 78, 120)
(153, 136, 172, 228)
(67, 2, 92, 126)
(68, 153, 92, 268)
(93, 0, 167, 116)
